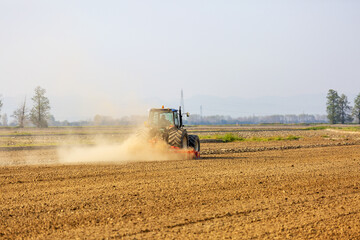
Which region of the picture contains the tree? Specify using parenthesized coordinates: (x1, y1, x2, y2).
(0, 94, 3, 116)
(338, 94, 352, 124)
(0, 95, 2, 125)
(352, 93, 360, 124)
(12, 97, 28, 128)
(2, 113, 8, 126)
(326, 89, 340, 124)
(30, 86, 51, 128)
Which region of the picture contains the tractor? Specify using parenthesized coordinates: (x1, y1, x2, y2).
(137, 106, 200, 158)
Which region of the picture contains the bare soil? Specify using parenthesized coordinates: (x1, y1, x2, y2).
(1, 126, 360, 239)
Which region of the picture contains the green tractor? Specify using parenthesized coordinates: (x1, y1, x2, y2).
(138, 106, 200, 156)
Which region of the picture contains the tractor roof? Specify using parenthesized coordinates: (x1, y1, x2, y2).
(150, 108, 178, 112)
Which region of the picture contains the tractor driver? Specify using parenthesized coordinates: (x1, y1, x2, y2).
(159, 115, 171, 127)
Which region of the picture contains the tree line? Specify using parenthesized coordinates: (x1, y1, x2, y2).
(2, 88, 360, 127)
(50, 113, 327, 126)
(326, 89, 360, 124)
(0, 86, 51, 128)
(185, 114, 328, 125)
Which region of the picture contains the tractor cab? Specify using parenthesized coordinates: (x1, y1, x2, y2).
(148, 107, 182, 129)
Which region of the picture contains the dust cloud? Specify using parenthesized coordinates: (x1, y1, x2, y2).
(57, 130, 186, 164)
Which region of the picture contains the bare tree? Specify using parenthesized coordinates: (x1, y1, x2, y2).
(2, 113, 8, 126)
(12, 97, 28, 128)
(30, 86, 51, 128)
(0, 94, 3, 116)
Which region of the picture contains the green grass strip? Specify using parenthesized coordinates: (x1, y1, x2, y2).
(199, 134, 301, 143)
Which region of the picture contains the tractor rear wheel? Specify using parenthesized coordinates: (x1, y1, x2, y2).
(189, 135, 200, 152)
(168, 129, 188, 148)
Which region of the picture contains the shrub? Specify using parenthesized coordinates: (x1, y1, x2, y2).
(305, 126, 329, 130)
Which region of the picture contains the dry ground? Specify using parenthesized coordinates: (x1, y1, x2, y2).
(1, 126, 360, 239)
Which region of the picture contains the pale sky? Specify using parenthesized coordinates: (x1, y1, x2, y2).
(1, 1, 360, 120)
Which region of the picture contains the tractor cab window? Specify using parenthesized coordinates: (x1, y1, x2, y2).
(149, 111, 174, 127)
(174, 113, 179, 127)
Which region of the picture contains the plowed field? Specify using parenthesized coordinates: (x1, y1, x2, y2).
(1, 126, 360, 239)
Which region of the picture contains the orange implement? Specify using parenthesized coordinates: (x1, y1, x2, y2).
(170, 146, 200, 160)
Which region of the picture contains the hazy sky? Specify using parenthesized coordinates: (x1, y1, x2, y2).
(1, 1, 360, 120)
